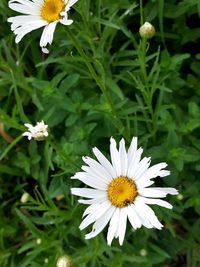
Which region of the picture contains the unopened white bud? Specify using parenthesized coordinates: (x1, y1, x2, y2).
(20, 192, 30, 203)
(140, 248, 147, 257)
(44, 258, 49, 264)
(36, 238, 42, 245)
(177, 193, 183, 200)
(57, 256, 72, 267)
(139, 22, 155, 39)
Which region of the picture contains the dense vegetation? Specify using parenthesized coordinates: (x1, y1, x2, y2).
(0, 0, 200, 266)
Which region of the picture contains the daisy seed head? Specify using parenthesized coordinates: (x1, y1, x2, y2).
(71, 137, 178, 246)
(41, 0, 65, 22)
(108, 176, 138, 208)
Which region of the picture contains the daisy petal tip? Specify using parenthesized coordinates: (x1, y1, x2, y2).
(170, 188, 179, 195)
(42, 47, 49, 54)
(110, 136, 116, 144)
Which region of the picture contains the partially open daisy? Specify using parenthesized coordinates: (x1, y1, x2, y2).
(71, 137, 178, 246)
(22, 120, 48, 140)
(8, 0, 78, 53)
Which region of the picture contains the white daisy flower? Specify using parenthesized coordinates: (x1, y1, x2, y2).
(71, 137, 178, 246)
(22, 120, 48, 141)
(8, 0, 78, 53)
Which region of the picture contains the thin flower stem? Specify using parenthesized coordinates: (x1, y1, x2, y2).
(65, 28, 128, 139)
(140, 0, 144, 26)
(139, 39, 155, 133)
(139, 0, 155, 133)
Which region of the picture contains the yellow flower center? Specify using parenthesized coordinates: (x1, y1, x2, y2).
(107, 176, 138, 208)
(41, 0, 65, 23)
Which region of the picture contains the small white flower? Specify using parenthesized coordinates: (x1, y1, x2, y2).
(57, 256, 72, 267)
(22, 120, 48, 141)
(71, 137, 178, 246)
(8, 0, 78, 53)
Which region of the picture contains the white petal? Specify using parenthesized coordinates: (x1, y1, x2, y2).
(82, 200, 108, 217)
(24, 123, 33, 128)
(127, 147, 143, 179)
(119, 138, 128, 176)
(41, 47, 49, 53)
(85, 206, 115, 239)
(127, 137, 138, 163)
(139, 187, 178, 198)
(72, 172, 108, 190)
(22, 131, 31, 136)
(22, 132, 32, 140)
(66, 0, 78, 8)
(82, 156, 112, 182)
(107, 208, 120, 245)
(60, 18, 73, 25)
(133, 205, 154, 229)
(81, 165, 110, 184)
(9, 0, 38, 6)
(78, 197, 106, 205)
(138, 162, 169, 182)
(9, 1, 39, 15)
(71, 188, 106, 198)
(8, 15, 43, 30)
(136, 178, 154, 189)
(127, 204, 142, 229)
(134, 200, 163, 229)
(92, 147, 116, 178)
(137, 196, 173, 209)
(134, 157, 151, 180)
(40, 22, 57, 48)
(79, 201, 111, 230)
(110, 137, 121, 176)
(117, 208, 128, 245)
(14, 20, 47, 43)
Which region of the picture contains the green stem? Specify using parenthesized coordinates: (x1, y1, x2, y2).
(139, 0, 154, 126)
(138, 39, 155, 133)
(140, 0, 144, 25)
(65, 28, 128, 139)
(141, 38, 149, 91)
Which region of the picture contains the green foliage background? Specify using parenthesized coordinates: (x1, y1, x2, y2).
(0, 0, 200, 266)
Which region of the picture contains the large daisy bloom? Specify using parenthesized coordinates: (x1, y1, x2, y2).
(8, 0, 78, 53)
(22, 120, 48, 140)
(71, 137, 178, 246)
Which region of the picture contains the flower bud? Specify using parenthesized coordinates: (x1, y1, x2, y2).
(36, 238, 42, 245)
(140, 248, 147, 257)
(139, 22, 155, 39)
(20, 192, 30, 203)
(57, 256, 72, 267)
(177, 193, 183, 200)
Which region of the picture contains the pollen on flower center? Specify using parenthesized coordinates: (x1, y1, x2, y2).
(107, 176, 138, 208)
(41, 0, 65, 22)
